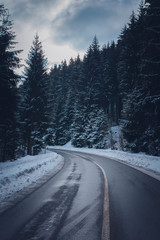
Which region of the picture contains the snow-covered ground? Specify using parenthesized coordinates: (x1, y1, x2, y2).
(0, 151, 64, 208)
(50, 141, 160, 180)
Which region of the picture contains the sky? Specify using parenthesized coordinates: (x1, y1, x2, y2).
(3, 0, 140, 70)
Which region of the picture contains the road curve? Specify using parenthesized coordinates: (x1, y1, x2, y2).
(0, 151, 104, 240)
(54, 150, 160, 240)
(1, 149, 160, 240)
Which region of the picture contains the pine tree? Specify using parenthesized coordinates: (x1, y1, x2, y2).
(119, 8, 145, 153)
(47, 64, 61, 145)
(71, 100, 88, 147)
(0, 5, 21, 161)
(52, 61, 70, 145)
(69, 56, 88, 147)
(118, 12, 141, 103)
(20, 34, 49, 155)
(102, 41, 119, 125)
(83, 36, 102, 107)
(85, 105, 108, 148)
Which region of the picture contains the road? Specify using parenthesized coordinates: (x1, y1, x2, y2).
(0, 151, 104, 240)
(0, 150, 160, 240)
(65, 150, 160, 240)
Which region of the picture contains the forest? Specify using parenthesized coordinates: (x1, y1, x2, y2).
(0, 0, 160, 162)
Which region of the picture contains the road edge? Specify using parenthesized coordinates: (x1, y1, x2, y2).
(51, 148, 160, 182)
(61, 150, 111, 240)
(0, 155, 65, 215)
(93, 161, 110, 240)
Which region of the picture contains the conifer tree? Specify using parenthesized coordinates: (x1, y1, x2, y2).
(117, 12, 141, 103)
(84, 36, 102, 107)
(20, 35, 49, 155)
(102, 41, 119, 125)
(0, 5, 21, 161)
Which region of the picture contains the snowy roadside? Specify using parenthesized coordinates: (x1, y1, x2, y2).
(49, 142, 160, 181)
(0, 151, 64, 213)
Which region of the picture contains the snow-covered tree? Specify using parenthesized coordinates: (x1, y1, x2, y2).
(85, 106, 108, 148)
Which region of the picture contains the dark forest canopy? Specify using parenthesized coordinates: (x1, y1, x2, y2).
(0, 0, 160, 161)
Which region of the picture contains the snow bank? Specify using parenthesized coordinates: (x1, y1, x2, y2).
(96, 149, 160, 174)
(50, 142, 160, 179)
(0, 152, 63, 203)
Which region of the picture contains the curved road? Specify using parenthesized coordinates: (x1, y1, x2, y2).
(0, 151, 104, 240)
(0, 149, 160, 240)
(55, 150, 160, 240)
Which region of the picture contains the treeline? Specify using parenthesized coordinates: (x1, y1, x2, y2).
(0, 0, 160, 161)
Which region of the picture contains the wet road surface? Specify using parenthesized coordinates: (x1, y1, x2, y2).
(1, 149, 160, 240)
(68, 150, 160, 240)
(0, 151, 104, 240)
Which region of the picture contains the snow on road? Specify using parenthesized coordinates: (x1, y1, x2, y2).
(50, 141, 160, 179)
(0, 151, 64, 204)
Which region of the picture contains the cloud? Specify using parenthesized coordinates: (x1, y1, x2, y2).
(3, 0, 78, 62)
(51, 0, 140, 50)
(2, 0, 140, 67)
(4, 0, 60, 27)
(4, 0, 140, 49)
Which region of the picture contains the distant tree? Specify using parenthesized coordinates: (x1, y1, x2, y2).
(83, 36, 102, 107)
(119, 8, 145, 153)
(117, 11, 141, 105)
(69, 56, 88, 147)
(71, 101, 88, 147)
(46, 64, 61, 145)
(0, 5, 21, 161)
(85, 105, 108, 148)
(20, 35, 49, 155)
(102, 41, 119, 125)
(52, 61, 70, 145)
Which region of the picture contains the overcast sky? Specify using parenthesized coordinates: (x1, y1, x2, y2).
(3, 0, 140, 69)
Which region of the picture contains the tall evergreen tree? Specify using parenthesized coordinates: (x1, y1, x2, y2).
(20, 35, 49, 155)
(0, 5, 21, 161)
(84, 36, 102, 107)
(52, 61, 70, 145)
(102, 41, 119, 125)
(117, 12, 141, 104)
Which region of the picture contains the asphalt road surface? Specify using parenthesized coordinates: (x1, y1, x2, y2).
(0, 149, 160, 240)
(0, 151, 104, 240)
(66, 150, 160, 240)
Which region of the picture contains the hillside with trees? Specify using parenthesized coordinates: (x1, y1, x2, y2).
(0, 0, 160, 161)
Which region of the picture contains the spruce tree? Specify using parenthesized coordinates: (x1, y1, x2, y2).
(117, 12, 141, 105)
(0, 5, 21, 161)
(102, 41, 119, 125)
(84, 36, 102, 107)
(20, 34, 49, 155)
